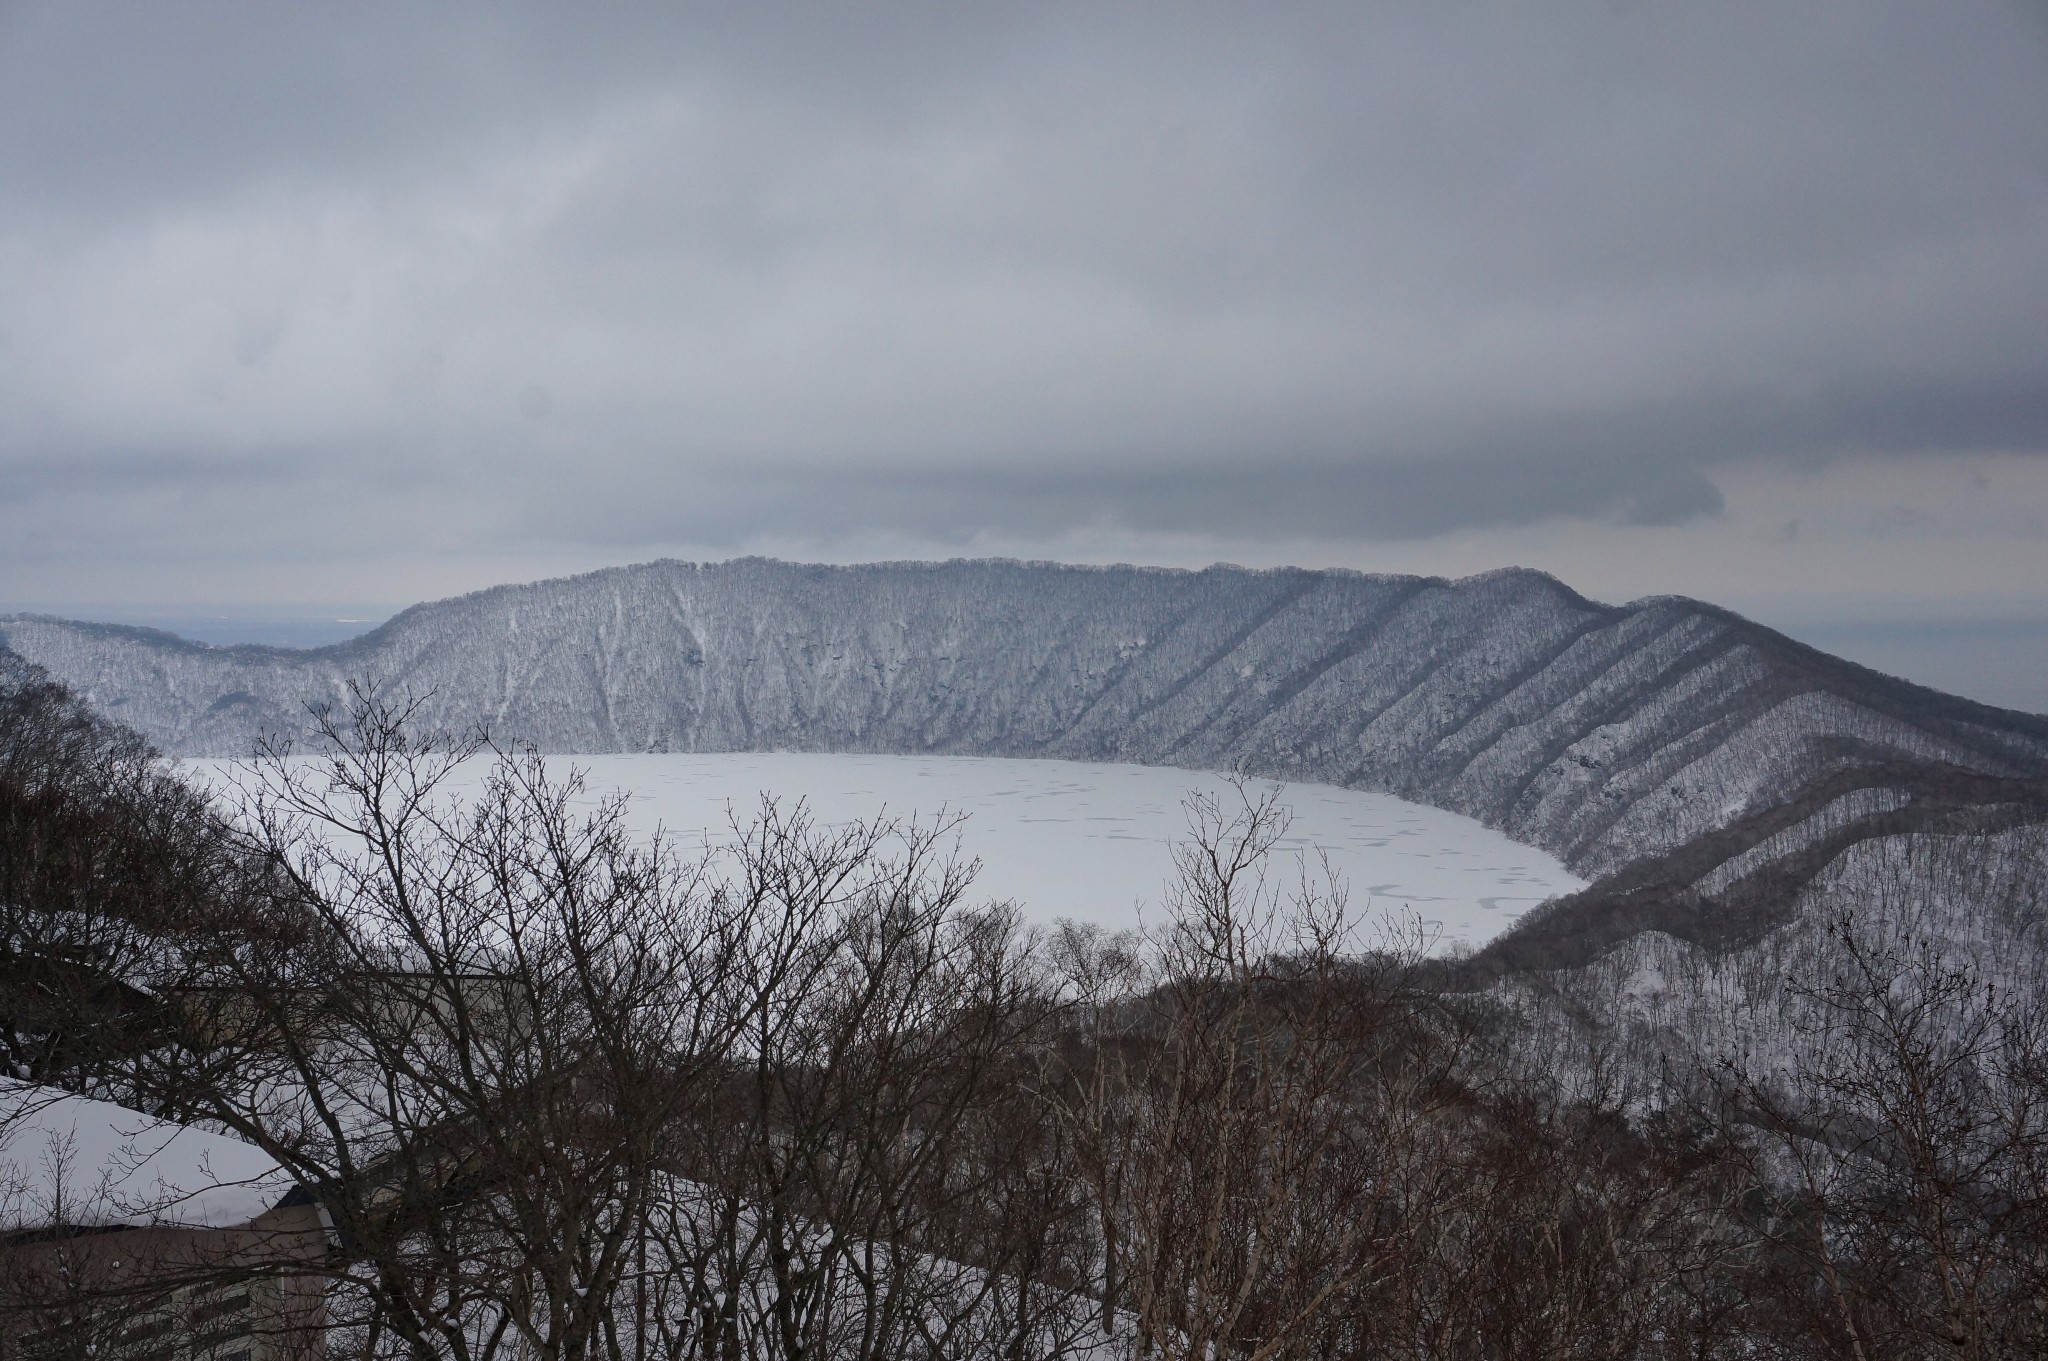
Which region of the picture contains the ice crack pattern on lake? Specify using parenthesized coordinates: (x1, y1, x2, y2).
(548, 755, 1582, 952)
(188, 753, 1584, 952)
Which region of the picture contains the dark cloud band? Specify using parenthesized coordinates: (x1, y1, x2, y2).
(0, 0, 2042, 570)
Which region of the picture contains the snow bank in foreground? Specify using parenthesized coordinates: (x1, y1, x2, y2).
(0, 1084, 293, 1230)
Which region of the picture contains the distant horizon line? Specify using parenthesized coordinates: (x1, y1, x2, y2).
(15, 548, 2048, 624)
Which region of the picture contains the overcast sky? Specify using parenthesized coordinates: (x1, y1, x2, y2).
(3, 2, 2046, 705)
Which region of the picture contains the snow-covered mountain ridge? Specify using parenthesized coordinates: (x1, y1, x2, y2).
(6, 558, 2046, 951)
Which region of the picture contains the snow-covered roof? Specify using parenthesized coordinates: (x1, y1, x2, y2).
(0, 1085, 296, 1232)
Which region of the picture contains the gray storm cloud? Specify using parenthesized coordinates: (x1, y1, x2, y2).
(1, 0, 2044, 582)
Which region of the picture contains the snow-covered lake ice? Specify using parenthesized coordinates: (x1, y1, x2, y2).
(190, 754, 1583, 953)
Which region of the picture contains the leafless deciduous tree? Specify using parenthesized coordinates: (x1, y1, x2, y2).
(1717, 906, 2048, 1360)
(1047, 784, 1477, 1361)
(100, 684, 754, 1361)
(90, 683, 1102, 1361)
(639, 801, 1095, 1361)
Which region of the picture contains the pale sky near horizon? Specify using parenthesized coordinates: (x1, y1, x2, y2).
(3, 3, 2046, 709)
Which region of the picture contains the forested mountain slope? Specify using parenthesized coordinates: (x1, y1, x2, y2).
(6, 558, 2046, 946)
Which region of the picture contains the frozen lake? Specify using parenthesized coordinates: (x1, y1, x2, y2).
(190, 754, 1583, 952)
